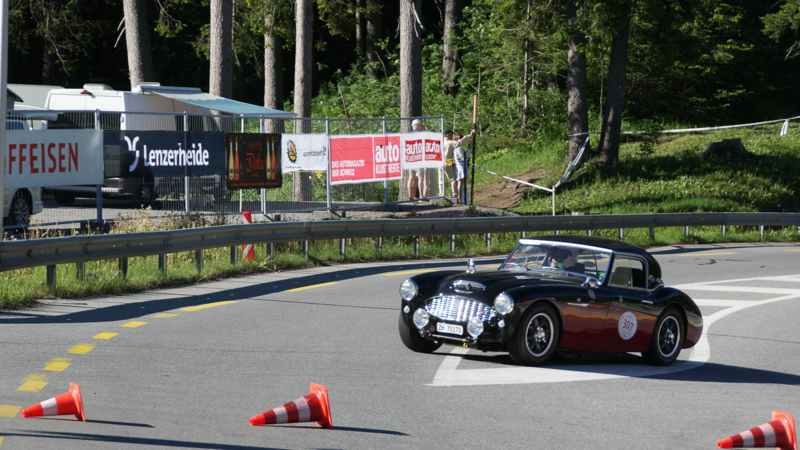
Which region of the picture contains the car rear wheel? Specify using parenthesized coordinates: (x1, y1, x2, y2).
(398, 312, 442, 353)
(643, 307, 685, 366)
(4, 190, 32, 227)
(507, 302, 560, 366)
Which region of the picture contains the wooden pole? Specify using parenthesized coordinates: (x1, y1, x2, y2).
(470, 95, 477, 205)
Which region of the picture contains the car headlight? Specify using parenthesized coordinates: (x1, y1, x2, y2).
(494, 293, 514, 315)
(468, 317, 484, 338)
(412, 308, 429, 329)
(400, 279, 418, 301)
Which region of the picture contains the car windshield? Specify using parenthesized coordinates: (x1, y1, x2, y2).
(500, 242, 612, 283)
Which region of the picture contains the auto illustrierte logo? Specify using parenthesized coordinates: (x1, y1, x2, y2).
(287, 140, 298, 164)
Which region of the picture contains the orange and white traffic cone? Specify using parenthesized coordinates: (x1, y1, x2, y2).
(249, 383, 332, 429)
(21, 383, 85, 422)
(718, 411, 796, 450)
(242, 211, 254, 261)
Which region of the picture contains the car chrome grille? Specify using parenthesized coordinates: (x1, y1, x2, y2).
(426, 296, 496, 323)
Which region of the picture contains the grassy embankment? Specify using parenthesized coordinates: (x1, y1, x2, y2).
(2, 123, 798, 309)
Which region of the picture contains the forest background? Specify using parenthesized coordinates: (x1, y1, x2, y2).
(6, 0, 800, 196)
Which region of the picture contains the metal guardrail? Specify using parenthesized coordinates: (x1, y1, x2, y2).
(2, 212, 800, 273)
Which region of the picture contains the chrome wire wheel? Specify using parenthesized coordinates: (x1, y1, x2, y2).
(526, 312, 554, 357)
(657, 316, 680, 359)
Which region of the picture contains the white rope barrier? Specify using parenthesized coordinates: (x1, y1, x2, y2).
(567, 115, 800, 138)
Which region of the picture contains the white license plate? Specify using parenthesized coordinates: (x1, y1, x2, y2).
(436, 322, 463, 335)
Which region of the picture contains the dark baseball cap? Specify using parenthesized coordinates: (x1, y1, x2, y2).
(444, 129, 453, 135)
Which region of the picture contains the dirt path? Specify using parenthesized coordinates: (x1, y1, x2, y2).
(472, 168, 547, 209)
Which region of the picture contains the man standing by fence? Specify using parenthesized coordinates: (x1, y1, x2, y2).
(443, 129, 475, 200)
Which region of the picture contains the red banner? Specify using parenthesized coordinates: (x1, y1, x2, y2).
(330, 135, 402, 185)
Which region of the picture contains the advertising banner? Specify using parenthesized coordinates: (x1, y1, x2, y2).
(330, 134, 402, 185)
(281, 134, 328, 172)
(105, 131, 227, 178)
(4, 129, 103, 189)
(226, 133, 282, 189)
(400, 131, 443, 170)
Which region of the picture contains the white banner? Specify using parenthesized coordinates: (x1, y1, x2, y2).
(4, 129, 104, 189)
(401, 131, 443, 170)
(281, 134, 329, 172)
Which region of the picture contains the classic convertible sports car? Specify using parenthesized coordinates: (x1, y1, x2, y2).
(398, 235, 703, 366)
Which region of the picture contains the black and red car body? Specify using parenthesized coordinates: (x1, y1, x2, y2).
(398, 235, 703, 366)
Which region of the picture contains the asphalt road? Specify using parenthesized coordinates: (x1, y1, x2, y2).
(1, 241, 799, 449)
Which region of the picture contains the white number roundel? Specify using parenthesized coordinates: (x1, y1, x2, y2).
(618, 311, 638, 340)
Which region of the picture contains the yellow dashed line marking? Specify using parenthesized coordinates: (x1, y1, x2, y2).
(286, 282, 338, 292)
(0, 405, 22, 418)
(181, 301, 238, 312)
(152, 313, 178, 318)
(0, 435, 5, 446)
(43, 358, 72, 372)
(679, 252, 736, 257)
(788, 249, 800, 252)
(482, 264, 501, 269)
(93, 332, 118, 340)
(67, 344, 95, 354)
(380, 269, 435, 277)
(121, 321, 148, 328)
(17, 374, 49, 392)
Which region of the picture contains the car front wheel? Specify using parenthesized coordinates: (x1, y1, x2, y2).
(643, 307, 685, 366)
(507, 302, 560, 366)
(398, 312, 442, 353)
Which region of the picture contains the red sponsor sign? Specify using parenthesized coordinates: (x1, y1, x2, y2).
(330, 135, 401, 185)
(401, 132, 442, 170)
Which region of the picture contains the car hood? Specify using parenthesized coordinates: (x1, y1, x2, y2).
(434, 269, 587, 301)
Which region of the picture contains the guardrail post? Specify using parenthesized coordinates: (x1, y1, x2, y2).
(302, 240, 309, 259)
(450, 234, 456, 253)
(721, 225, 726, 237)
(377, 236, 383, 254)
(119, 258, 128, 278)
(339, 239, 346, 260)
(230, 246, 238, 266)
(413, 236, 420, 257)
(76, 262, 85, 281)
(486, 233, 492, 250)
(46, 265, 56, 290)
(195, 249, 203, 273)
(158, 254, 167, 277)
(520, 231, 526, 239)
(649, 227, 655, 240)
(267, 243, 274, 260)
(759, 225, 764, 240)
(586, 229, 592, 236)
(618, 228, 623, 241)
(685, 226, 690, 238)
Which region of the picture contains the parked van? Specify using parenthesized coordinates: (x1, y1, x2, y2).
(42, 83, 277, 204)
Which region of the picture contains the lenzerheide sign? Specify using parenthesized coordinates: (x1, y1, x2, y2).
(106, 131, 226, 177)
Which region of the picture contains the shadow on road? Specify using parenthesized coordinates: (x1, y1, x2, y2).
(0, 258, 505, 325)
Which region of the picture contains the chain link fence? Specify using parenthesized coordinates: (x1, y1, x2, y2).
(5, 111, 445, 231)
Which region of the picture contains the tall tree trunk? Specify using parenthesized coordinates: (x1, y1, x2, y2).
(365, 0, 384, 77)
(293, 0, 313, 201)
(355, 0, 365, 65)
(210, 0, 233, 98)
(264, 8, 284, 133)
(123, 0, 153, 89)
(566, 0, 590, 165)
(441, 0, 461, 94)
(598, 2, 632, 169)
(399, 0, 422, 200)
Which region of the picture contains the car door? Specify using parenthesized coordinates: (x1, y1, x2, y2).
(557, 249, 614, 352)
(596, 254, 658, 352)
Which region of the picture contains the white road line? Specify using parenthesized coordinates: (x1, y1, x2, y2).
(674, 285, 800, 295)
(428, 275, 800, 387)
(694, 299, 760, 307)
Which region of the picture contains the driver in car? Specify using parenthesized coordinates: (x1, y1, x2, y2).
(550, 248, 585, 274)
